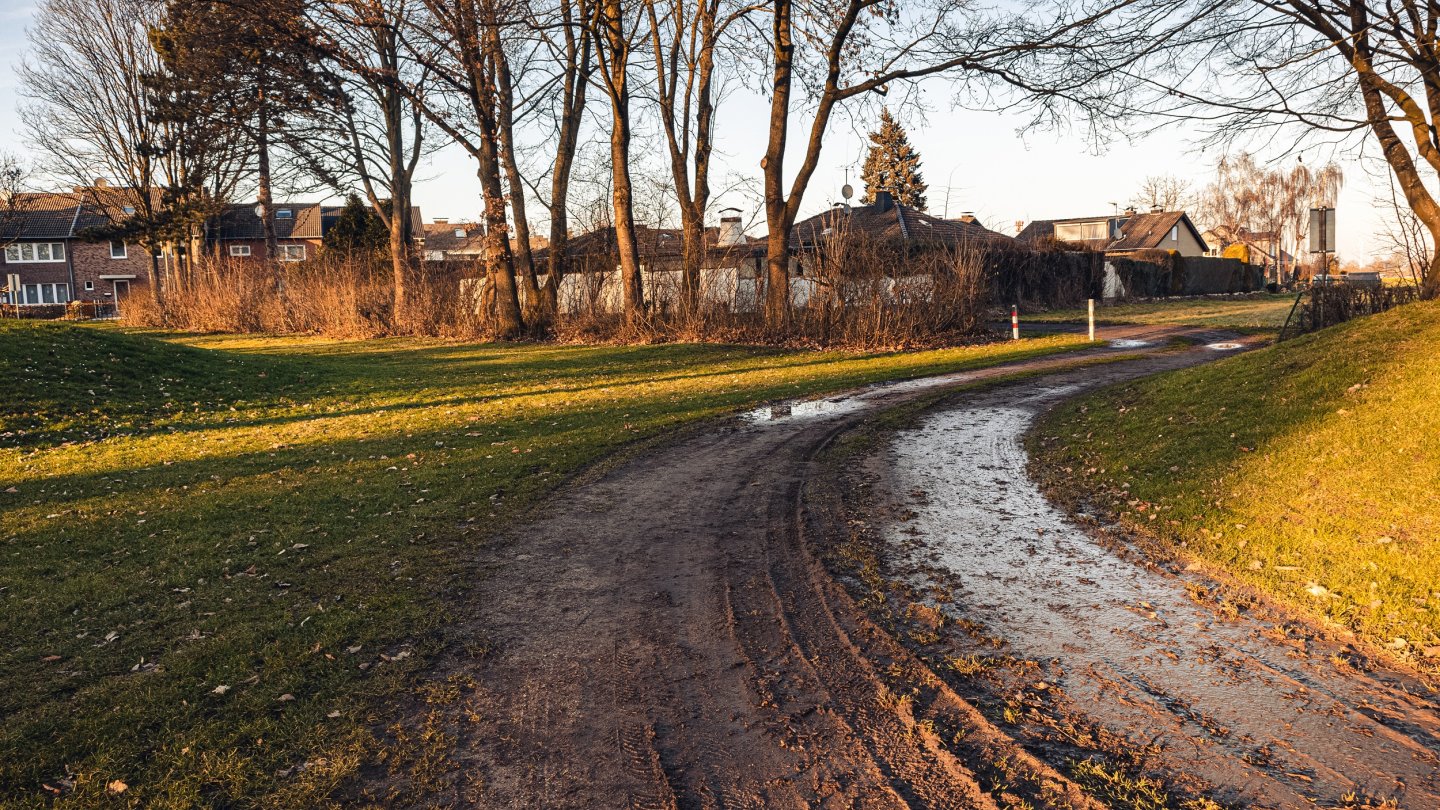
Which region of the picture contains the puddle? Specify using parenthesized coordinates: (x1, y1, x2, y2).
(742, 397, 866, 422)
(1107, 339, 1152, 349)
(879, 386, 1440, 807)
(1204, 342, 1244, 351)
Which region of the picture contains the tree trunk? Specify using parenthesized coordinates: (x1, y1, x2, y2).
(601, 0, 644, 321)
(256, 96, 281, 290)
(761, 0, 794, 324)
(543, 16, 590, 315)
(492, 24, 541, 312)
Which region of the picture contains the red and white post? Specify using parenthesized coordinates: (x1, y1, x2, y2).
(1088, 298, 1096, 342)
(1011, 305, 1019, 340)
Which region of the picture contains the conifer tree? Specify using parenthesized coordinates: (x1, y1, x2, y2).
(860, 108, 928, 210)
(323, 193, 389, 258)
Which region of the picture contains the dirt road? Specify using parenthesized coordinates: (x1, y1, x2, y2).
(388, 328, 1436, 808)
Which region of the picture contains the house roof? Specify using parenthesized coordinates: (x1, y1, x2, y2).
(421, 222, 487, 254)
(214, 202, 328, 240)
(790, 202, 1009, 249)
(535, 224, 759, 264)
(1018, 211, 1203, 253)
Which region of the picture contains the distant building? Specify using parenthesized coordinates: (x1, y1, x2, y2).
(421, 219, 487, 261)
(1, 190, 156, 311)
(210, 202, 424, 262)
(1017, 206, 1208, 258)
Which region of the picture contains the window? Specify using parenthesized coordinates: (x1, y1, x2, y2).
(229, 244, 252, 257)
(454, 228, 466, 238)
(1054, 221, 1108, 241)
(85, 281, 95, 291)
(16, 282, 69, 304)
(277, 244, 306, 262)
(276, 209, 293, 219)
(122, 206, 135, 215)
(110, 241, 127, 259)
(1169, 225, 1179, 241)
(4, 242, 67, 263)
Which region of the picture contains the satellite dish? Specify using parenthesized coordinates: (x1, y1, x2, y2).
(841, 183, 854, 200)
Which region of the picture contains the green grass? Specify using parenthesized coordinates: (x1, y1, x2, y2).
(0, 322, 1090, 808)
(1030, 293, 1296, 329)
(1032, 301, 1440, 665)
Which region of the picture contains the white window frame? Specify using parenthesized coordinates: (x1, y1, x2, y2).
(4, 242, 67, 263)
(275, 208, 294, 219)
(16, 282, 70, 305)
(85, 280, 95, 291)
(229, 244, 252, 257)
(277, 244, 306, 262)
(1169, 225, 1179, 241)
(110, 241, 128, 259)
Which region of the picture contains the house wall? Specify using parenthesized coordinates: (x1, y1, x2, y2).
(71, 241, 153, 303)
(215, 237, 322, 262)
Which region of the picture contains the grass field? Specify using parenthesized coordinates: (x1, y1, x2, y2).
(1032, 301, 1440, 666)
(0, 322, 1089, 808)
(1030, 293, 1296, 329)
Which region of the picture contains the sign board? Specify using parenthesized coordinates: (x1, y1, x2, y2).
(1308, 207, 1336, 253)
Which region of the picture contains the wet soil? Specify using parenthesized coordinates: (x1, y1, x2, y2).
(846, 357, 1440, 808)
(354, 326, 1309, 809)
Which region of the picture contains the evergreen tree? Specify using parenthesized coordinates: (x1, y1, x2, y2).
(860, 109, 928, 210)
(323, 194, 389, 258)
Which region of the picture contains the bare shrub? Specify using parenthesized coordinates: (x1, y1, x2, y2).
(125, 230, 1092, 348)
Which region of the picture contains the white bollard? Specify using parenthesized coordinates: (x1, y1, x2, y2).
(1088, 298, 1095, 342)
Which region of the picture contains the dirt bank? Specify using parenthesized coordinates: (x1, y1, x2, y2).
(355, 328, 1282, 808)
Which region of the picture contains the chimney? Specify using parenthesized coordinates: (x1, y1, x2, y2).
(1014, 220, 1025, 234)
(716, 207, 745, 246)
(1123, 205, 1137, 216)
(1150, 204, 1163, 214)
(433, 217, 449, 225)
(957, 211, 977, 224)
(875, 190, 894, 212)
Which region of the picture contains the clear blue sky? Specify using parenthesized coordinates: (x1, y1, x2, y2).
(0, 1, 1384, 258)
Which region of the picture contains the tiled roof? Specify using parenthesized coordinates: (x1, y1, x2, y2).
(535, 224, 757, 263)
(422, 222, 486, 254)
(1018, 211, 1202, 253)
(790, 203, 1010, 249)
(214, 202, 324, 240)
(0, 193, 84, 240)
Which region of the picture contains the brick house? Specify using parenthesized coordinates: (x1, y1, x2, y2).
(1, 191, 156, 312)
(210, 202, 425, 262)
(210, 202, 334, 263)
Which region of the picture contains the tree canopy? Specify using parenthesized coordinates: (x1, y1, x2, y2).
(860, 109, 927, 210)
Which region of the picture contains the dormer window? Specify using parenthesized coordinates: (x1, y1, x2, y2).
(276, 209, 293, 219)
(454, 228, 465, 238)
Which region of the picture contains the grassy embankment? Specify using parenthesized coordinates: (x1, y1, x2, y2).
(1029, 293, 1296, 329)
(1, 322, 1089, 809)
(1033, 301, 1440, 666)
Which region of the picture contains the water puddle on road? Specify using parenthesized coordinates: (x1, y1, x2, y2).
(1107, 339, 1153, 349)
(879, 386, 1440, 808)
(1205, 342, 1244, 351)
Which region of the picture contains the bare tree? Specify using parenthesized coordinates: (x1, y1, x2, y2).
(755, 0, 1201, 322)
(640, 0, 754, 311)
(1145, 0, 1440, 296)
(21, 0, 175, 302)
(306, 0, 433, 313)
(0, 154, 30, 250)
(413, 0, 527, 336)
(533, 0, 595, 314)
(1135, 174, 1191, 211)
(590, 0, 646, 321)
(1196, 153, 1341, 281)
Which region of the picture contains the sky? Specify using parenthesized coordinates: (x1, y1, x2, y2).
(0, 0, 1389, 259)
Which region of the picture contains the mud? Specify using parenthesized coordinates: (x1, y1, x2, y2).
(360, 326, 1294, 808)
(864, 365, 1440, 807)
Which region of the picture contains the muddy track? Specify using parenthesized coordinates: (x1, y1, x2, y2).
(378, 328, 1285, 808)
(842, 351, 1440, 809)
